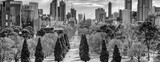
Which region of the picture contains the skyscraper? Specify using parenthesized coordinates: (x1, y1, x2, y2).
(0, 0, 22, 28)
(78, 14, 83, 22)
(38, 9, 43, 15)
(60, 0, 66, 21)
(21, 4, 33, 27)
(108, 2, 112, 18)
(137, 0, 152, 21)
(71, 8, 76, 20)
(50, 0, 58, 21)
(95, 8, 106, 22)
(125, 0, 132, 10)
(29, 2, 38, 20)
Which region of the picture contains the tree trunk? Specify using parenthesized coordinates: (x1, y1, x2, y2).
(130, 56, 134, 60)
(58, 61, 60, 62)
(85, 61, 87, 62)
(138, 56, 140, 62)
(146, 40, 150, 61)
(14, 57, 19, 62)
(147, 40, 150, 61)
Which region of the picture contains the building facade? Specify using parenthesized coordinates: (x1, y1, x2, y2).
(108, 2, 112, 18)
(21, 4, 33, 27)
(78, 14, 83, 22)
(60, 0, 66, 21)
(0, 0, 22, 29)
(137, 0, 152, 21)
(122, 9, 131, 26)
(125, 0, 132, 10)
(50, 0, 58, 21)
(95, 8, 106, 22)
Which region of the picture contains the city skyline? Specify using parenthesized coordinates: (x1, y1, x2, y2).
(12, 0, 160, 19)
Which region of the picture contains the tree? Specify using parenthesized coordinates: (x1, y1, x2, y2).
(88, 33, 105, 54)
(0, 37, 15, 62)
(156, 43, 160, 54)
(54, 38, 63, 62)
(111, 45, 121, 62)
(60, 36, 68, 57)
(138, 20, 159, 60)
(127, 43, 146, 62)
(64, 34, 70, 49)
(100, 40, 109, 62)
(37, 29, 45, 37)
(35, 38, 44, 62)
(79, 34, 90, 62)
(8, 33, 23, 62)
(21, 39, 30, 62)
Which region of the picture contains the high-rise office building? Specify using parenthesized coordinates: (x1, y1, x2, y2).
(137, 0, 152, 21)
(108, 2, 112, 18)
(38, 9, 43, 15)
(113, 12, 119, 19)
(125, 0, 132, 10)
(122, 9, 131, 26)
(21, 4, 33, 27)
(71, 8, 76, 20)
(60, 0, 66, 21)
(95, 8, 106, 22)
(29, 2, 38, 20)
(78, 14, 83, 22)
(0, 0, 22, 28)
(50, 0, 58, 21)
(66, 12, 71, 20)
(119, 9, 122, 18)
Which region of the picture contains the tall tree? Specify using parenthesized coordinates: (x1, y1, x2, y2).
(54, 38, 63, 62)
(111, 45, 121, 62)
(21, 39, 30, 62)
(60, 36, 68, 57)
(64, 34, 70, 49)
(128, 43, 146, 62)
(35, 38, 44, 62)
(79, 35, 90, 62)
(100, 40, 109, 62)
(138, 20, 159, 60)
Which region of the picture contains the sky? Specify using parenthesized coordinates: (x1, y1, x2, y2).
(14, 0, 160, 19)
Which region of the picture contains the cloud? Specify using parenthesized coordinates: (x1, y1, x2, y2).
(73, 3, 104, 7)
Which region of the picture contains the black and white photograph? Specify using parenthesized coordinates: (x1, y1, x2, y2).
(0, 0, 160, 62)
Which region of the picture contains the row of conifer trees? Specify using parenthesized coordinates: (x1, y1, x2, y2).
(79, 34, 122, 62)
(21, 38, 44, 62)
(21, 33, 70, 62)
(54, 34, 70, 62)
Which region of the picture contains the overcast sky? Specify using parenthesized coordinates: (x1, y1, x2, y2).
(14, 0, 160, 19)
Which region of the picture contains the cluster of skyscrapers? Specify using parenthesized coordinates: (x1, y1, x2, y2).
(95, 0, 160, 26)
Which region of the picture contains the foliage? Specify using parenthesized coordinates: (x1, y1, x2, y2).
(0, 28, 14, 37)
(21, 39, 30, 62)
(64, 34, 70, 49)
(78, 28, 91, 36)
(88, 32, 105, 54)
(54, 38, 63, 61)
(0, 37, 15, 62)
(8, 33, 23, 62)
(108, 39, 123, 55)
(111, 45, 122, 62)
(37, 29, 45, 37)
(99, 24, 123, 39)
(60, 36, 68, 57)
(100, 40, 109, 62)
(127, 43, 146, 62)
(79, 34, 90, 62)
(138, 20, 160, 60)
(35, 38, 44, 62)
